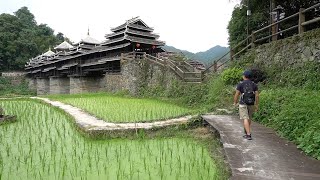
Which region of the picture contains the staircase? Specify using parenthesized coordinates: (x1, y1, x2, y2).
(122, 52, 203, 83)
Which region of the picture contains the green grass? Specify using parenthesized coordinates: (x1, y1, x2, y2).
(48, 93, 196, 123)
(0, 100, 228, 180)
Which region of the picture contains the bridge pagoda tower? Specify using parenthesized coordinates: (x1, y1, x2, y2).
(102, 17, 165, 55)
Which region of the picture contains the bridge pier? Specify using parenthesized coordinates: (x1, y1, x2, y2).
(100, 73, 124, 93)
(69, 76, 101, 94)
(28, 78, 37, 91)
(49, 77, 70, 94)
(36, 78, 50, 95)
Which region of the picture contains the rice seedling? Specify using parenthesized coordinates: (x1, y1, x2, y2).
(0, 99, 223, 179)
(49, 93, 195, 123)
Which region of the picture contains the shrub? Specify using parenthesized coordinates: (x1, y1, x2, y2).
(206, 75, 234, 108)
(221, 67, 243, 85)
(0, 77, 35, 96)
(254, 89, 320, 159)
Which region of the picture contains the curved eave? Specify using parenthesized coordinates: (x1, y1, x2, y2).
(105, 30, 126, 38)
(91, 42, 131, 53)
(42, 67, 56, 73)
(125, 35, 165, 46)
(110, 23, 127, 32)
(101, 37, 126, 46)
(126, 29, 159, 39)
(81, 57, 120, 67)
(25, 43, 131, 69)
(127, 24, 153, 32)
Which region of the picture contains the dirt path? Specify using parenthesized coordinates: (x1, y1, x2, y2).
(32, 97, 192, 132)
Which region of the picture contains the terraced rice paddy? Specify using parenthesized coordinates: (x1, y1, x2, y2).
(0, 100, 224, 180)
(50, 93, 195, 123)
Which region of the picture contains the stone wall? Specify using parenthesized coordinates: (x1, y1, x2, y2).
(69, 76, 101, 94)
(1, 72, 26, 77)
(239, 29, 320, 68)
(36, 78, 50, 95)
(97, 59, 180, 95)
(28, 78, 37, 91)
(100, 73, 124, 93)
(49, 77, 70, 94)
(254, 30, 320, 67)
(1, 72, 26, 86)
(121, 59, 141, 95)
(235, 28, 320, 86)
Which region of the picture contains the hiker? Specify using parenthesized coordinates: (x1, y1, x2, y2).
(233, 70, 259, 140)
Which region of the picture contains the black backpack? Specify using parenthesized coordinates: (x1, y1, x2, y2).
(241, 81, 256, 105)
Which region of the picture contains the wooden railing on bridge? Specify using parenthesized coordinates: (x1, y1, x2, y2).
(203, 3, 320, 74)
(121, 52, 203, 83)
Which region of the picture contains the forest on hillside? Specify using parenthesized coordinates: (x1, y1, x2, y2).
(228, 0, 320, 47)
(0, 7, 67, 71)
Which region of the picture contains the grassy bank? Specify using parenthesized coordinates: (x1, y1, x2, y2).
(254, 89, 320, 160)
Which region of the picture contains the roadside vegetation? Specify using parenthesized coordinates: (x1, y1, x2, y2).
(255, 89, 320, 160)
(0, 77, 35, 97)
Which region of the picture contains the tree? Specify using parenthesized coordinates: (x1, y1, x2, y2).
(56, 32, 65, 42)
(14, 7, 36, 27)
(0, 7, 70, 71)
(228, 0, 320, 48)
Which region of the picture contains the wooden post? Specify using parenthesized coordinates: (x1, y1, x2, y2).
(270, 0, 277, 41)
(299, 8, 306, 34)
(230, 49, 234, 61)
(213, 61, 218, 72)
(251, 32, 256, 48)
(271, 13, 278, 41)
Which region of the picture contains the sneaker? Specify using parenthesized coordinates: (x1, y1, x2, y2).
(243, 134, 252, 140)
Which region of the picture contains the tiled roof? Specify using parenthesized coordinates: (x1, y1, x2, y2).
(54, 41, 74, 50)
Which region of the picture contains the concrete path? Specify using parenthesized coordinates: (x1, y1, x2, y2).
(32, 97, 192, 132)
(202, 115, 320, 180)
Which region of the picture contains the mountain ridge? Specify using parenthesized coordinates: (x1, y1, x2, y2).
(162, 45, 229, 65)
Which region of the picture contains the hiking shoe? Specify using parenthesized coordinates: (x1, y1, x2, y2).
(243, 134, 252, 140)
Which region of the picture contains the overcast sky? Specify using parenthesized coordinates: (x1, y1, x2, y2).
(0, 0, 239, 53)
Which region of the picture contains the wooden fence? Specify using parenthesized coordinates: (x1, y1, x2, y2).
(204, 3, 320, 74)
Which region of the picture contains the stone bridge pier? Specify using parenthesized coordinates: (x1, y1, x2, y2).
(49, 77, 70, 94)
(36, 78, 50, 95)
(69, 76, 102, 94)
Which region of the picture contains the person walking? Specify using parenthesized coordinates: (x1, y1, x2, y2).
(233, 70, 259, 140)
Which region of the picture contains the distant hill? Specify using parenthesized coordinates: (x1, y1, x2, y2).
(162, 45, 229, 65)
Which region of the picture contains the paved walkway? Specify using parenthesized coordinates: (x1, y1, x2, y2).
(32, 97, 192, 132)
(202, 115, 320, 180)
